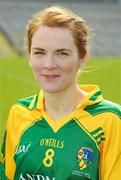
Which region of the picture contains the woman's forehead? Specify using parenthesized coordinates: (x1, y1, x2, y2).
(31, 26, 77, 50)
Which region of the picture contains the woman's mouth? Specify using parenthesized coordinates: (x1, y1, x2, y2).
(41, 74, 61, 80)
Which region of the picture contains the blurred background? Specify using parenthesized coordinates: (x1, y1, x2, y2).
(0, 0, 121, 148)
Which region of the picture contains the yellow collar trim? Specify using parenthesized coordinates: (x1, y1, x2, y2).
(41, 109, 86, 133)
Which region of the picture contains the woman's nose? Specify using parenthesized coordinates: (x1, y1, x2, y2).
(43, 55, 58, 69)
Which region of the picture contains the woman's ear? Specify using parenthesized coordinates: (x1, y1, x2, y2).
(79, 50, 89, 69)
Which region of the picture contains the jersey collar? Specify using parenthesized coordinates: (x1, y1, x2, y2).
(36, 84, 103, 111)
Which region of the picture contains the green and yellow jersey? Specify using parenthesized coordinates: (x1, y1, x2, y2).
(0, 85, 121, 180)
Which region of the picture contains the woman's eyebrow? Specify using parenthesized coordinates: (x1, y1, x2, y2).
(31, 47, 45, 51)
(56, 49, 72, 52)
(31, 48, 72, 52)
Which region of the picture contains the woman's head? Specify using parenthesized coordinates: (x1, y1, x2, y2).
(25, 6, 91, 59)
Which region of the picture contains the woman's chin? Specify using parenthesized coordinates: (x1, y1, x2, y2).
(40, 85, 62, 93)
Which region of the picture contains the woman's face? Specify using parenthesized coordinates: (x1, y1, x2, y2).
(30, 26, 83, 93)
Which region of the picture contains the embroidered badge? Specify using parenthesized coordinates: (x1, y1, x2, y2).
(77, 147, 93, 170)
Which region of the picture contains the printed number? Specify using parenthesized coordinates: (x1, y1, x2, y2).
(43, 149, 55, 167)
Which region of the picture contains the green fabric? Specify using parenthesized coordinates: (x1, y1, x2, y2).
(13, 118, 100, 180)
(17, 95, 38, 110)
(0, 163, 7, 180)
(84, 100, 121, 117)
(0, 132, 7, 180)
(90, 127, 103, 136)
(89, 91, 102, 101)
(90, 127, 105, 146)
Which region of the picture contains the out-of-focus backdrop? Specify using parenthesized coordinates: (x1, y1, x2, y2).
(0, 0, 121, 148)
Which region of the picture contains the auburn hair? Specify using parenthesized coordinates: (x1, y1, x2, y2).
(25, 6, 91, 58)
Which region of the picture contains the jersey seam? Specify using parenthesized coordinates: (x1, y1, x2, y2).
(74, 117, 100, 152)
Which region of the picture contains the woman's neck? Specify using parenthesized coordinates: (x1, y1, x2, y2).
(43, 85, 87, 121)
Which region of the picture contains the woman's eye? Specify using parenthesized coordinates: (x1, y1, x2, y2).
(34, 51, 45, 55)
(58, 52, 69, 56)
(62, 52, 69, 55)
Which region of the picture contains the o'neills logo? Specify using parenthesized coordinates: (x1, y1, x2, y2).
(19, 174, 56, 180)
(40, 138, 64, 149)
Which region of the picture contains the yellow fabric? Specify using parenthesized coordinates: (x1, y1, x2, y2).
(99, 113, 121, 179)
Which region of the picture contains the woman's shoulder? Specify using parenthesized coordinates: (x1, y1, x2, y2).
(7, 94, 41, 127)
(85, 99, 121, 119)
(8, 94, 39, 116)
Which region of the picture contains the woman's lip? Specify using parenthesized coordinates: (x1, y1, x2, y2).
(41, 74, 61, 80)
(42, 74, 61, 77)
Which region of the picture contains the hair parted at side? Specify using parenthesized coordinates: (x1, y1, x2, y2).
(25, 6, 91, 58)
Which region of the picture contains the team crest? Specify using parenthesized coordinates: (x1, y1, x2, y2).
(77, 147, 93, 170)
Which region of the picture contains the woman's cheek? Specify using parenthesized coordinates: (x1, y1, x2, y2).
(31, 60, 41, 70)
(61, 62, 77, 73)
(30, 61, 41, 78)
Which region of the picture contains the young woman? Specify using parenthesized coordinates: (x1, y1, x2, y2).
(0, 6, 121, 180)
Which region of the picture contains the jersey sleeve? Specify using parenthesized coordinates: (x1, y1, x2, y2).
(0, 103, 39, 180)
(0, 105, 19, 180)
(100, 112, 121, 179)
